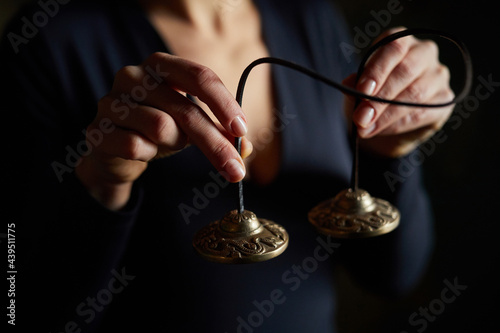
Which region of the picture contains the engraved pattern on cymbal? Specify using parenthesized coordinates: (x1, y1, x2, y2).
(308, 189, 400, 238)
(193, 213, 289, 263)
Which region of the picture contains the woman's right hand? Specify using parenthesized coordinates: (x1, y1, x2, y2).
(76, 53, 252, 210)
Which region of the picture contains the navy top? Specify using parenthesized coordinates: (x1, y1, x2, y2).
(1, 0, 434, 331)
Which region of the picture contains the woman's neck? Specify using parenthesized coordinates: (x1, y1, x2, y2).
(139, 0, 250, 35)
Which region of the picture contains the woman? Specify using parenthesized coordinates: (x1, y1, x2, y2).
(1, 0, 453, 331)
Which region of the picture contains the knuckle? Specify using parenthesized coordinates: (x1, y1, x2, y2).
(191, 65, 220, 88)
(422, 40, 439, 57)
(122, 134, 148, 160)
(145, 52, 173, 69)
(438, 87, 455, 106)
(115, 65, 140, 82)
(444, 87, 455, 101)
(394, 58, 417, 81)
(150, 112, 172, 143)
(113, 66, 142, 91)
(437, 64, 451, 82)
(379, 108, 395, 124)
(387, 39, 408, 58)
(219, 94, 238, 116)
(405, 84, 424, 103)
(170, 133, 189, 151)
(176, 104, 206, 129)
(211, 140, 234, 165)
(365, 62, 385, 84)
(147, 52, 167, 63)
(404, 108, 426, 127)
(150, 113, 188, 150)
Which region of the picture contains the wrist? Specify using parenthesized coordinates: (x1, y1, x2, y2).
(88, 181, 134, 211)
(75, 158, 134, 211)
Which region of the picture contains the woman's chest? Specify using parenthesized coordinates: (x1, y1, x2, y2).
(147, 8, 281, 184)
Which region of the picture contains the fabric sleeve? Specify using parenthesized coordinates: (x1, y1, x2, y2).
(338, 149, 435, 296)
(0, 6, 141, 331)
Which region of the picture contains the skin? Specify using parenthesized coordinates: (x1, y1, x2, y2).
(75, 1, 454, 211)
(345, 27, 455, 157)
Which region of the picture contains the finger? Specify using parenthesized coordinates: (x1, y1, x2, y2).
(89, 125, 158, 162)
(371, 39, 438, 107)
(109, 67, 247, 182)
(354, 41, 442, 131)
(358, 70, 454, 138)
(376, 89, 454, 136)
(145, 87, 247, 182)
(371, 26, 409, 46)
(355, 38, 423, 124)
(157, 88, 246, 182)
(353, 31, 415, 129)
(140, 53, 248, 137)
(99, 94, 189, 151)
(356, 27, 415, 97)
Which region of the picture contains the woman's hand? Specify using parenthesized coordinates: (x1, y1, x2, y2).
(76, 53, 252, 210)
(344, 27, 455, 158)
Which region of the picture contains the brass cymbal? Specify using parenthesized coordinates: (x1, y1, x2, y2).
(193, 210, 289, 264)
(308, 188, 400, 238)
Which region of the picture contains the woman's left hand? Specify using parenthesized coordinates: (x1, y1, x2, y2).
(343, 27, 455, 158)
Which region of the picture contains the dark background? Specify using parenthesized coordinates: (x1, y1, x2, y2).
(1, 0, 498, 332)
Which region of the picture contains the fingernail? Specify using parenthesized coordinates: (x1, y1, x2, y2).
(231, 116, 248, 137)
(359, 78, 376, 96)
(356, 106, 375, 128)
(224, 158, 245, 182)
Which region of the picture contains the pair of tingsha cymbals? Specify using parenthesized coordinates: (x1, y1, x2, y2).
(191, 27, 472, 263)
(192, 188, 400, 264)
